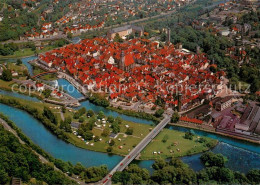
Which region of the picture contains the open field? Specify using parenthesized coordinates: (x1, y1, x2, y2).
(140, 129, 218, 160)
(32, 65, 58, 80)
(0, 44, 59, 60)
(0, 94, 218, 159)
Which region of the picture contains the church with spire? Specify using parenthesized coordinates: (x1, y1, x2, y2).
(118, 51, 135, 72)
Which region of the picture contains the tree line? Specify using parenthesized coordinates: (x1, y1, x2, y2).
(112, 152, 260, 185)
(0, 106, 108, 183)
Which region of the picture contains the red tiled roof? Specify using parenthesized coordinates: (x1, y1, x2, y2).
(124, 53, 135, 67)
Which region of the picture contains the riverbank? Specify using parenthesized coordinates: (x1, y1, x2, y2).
(0, 94, 217, 160)
(108, 106, 160, 124)
(0, 79, 44, 100)
(0, 40, 69, 60)
(171, 122, 260, 145)
(0, 97, 259, 174)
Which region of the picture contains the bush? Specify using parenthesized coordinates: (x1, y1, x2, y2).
(184, 131, 194, 140)
(101, 128, 110, 137)
(89, 94, 109, 107)
(79, 117, 85, 123)
(125, 127, 133, 135)
(200, 152, 226, 167)
(107, 146, 113, 153)
(1, 69, 12, 81)
(94, 136, 100, 142)
(162, 134, 169, 143)
(154, 109, 164, 118)
(109, 139, 115, 146)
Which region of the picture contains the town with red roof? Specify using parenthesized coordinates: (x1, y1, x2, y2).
(38, 37, 224, 112)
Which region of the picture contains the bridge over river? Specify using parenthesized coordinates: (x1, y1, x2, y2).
(101, 115, 172, 185)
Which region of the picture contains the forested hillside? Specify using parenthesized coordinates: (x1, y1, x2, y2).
(0, 124, 76, 184)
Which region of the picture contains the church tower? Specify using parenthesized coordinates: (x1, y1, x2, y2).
(119, 51, 125, 70)
(177, 93, 182, 112)
(167, 28, 171, 45)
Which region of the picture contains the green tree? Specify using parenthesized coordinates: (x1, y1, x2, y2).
(94, 136, 100, 142)
(42, 89, 52, 98)
(83, 131, 93, 141)
(109, 139, 115, 146)
(171, 112, 180, 123)
(107, 115, 114, 123)
(1, 69, 12, 81)
(0, 168, 9, 184)
(247, 169, 260, 184)
(184, 131, 194, 140)
(154, 109, 164, 118)
(67, 32, 72, 39)
(115, 117, 123, 124)
(79, 117, 85, 123)
(111, 122, 120, 134)
(125, 127, 133, 135)
(218, 167, 234, 183)
(113, 33, 123, 43)
(43, 107, 57, 125)
(152, 159, 167, 170)
(107, 146, 113, 153)
(61, 106, 66, 113)
(97, 111, 105, 119)
(200, 152, 226, 167)
(101, 128, 110, 137)
(16, 59, 22, 66)
(87, 110, 94, 117)
(73, 163, 85, 175)
(162, 134, 169, 143)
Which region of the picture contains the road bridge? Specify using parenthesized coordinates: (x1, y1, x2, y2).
(101, 115, 172, 185)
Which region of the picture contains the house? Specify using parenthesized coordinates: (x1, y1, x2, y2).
(215, 96, 232, 111)
(39, 58, 52, 68)
(51, 90, 63, 98)
(107, 25, 144, 40)
(42, 22, 52, 29)
(219, 27, 230, 36)
(36, 83, 45, 91)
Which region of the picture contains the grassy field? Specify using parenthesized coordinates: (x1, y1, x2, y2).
(67, 119, 152, 156)
(67, 114, 217, 158)
(32, 65, 57, 81)
(0, 79, 44, 99)
(0, 94, 218, 159)
(0, 94, 64, 124)
(6, 63, 27, 73)
(140, 129, 218, 160)
(0, 45, 57, 60)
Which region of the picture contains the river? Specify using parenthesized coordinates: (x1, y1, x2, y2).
(0, 57, 259, 174)
(58, 78, 154, 125)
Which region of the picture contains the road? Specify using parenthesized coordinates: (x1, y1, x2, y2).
(100, 114, 172, 185)
(1, 6, 180, 45)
